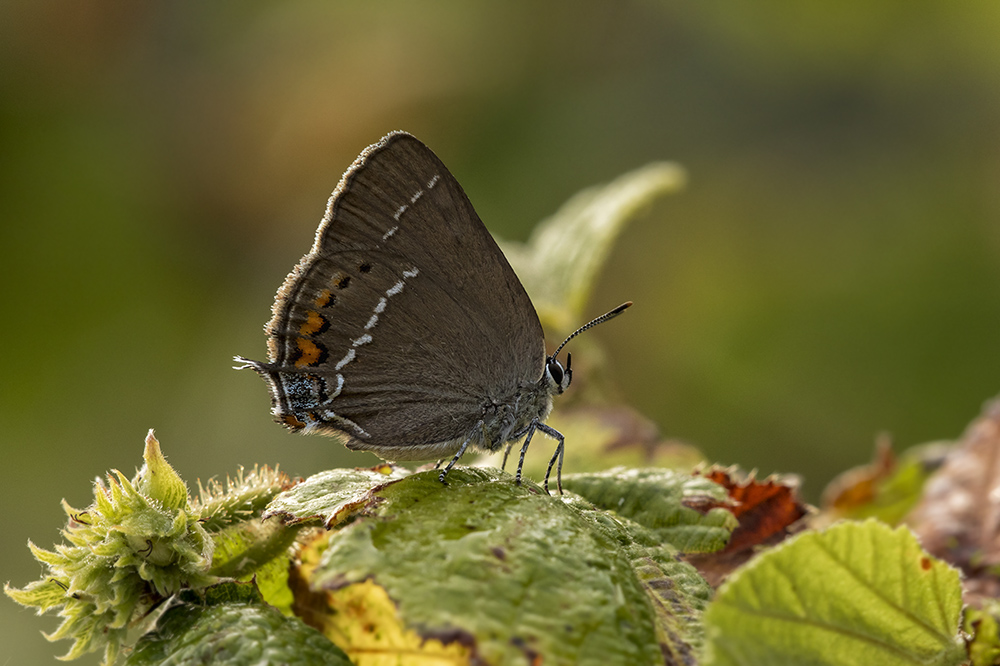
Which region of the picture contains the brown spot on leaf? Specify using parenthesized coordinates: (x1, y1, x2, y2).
(510, 636, 541, 665)
(420, 626, 479, 651)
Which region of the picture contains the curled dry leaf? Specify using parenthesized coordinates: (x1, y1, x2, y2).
(819, 435, 949, 528)
(685, 467, 810, 587)
(822, 434, 897, 513)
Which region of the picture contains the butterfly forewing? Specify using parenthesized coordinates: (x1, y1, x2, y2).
(261, 132, 545, 448)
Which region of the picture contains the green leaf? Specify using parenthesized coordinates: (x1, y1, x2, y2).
(126, 582, 351, 666)
(499, 161, 686, 334)
(303, 467, 706, 665)
(702, 520, 966, 666)
(562, 467, 736, 553)
(207, 517, 298, 614)
(854, 446, 945, 524)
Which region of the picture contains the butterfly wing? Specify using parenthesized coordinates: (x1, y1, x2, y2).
(243, 132, 545, 455)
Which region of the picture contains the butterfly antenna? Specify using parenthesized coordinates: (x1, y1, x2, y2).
(550, 302, 632, 361)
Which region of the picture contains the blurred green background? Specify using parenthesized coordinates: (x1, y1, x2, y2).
(3, 2, 1000, 663)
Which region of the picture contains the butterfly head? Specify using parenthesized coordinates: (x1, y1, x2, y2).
(542, 301, 633, 397)
(544, 353, 572, 395)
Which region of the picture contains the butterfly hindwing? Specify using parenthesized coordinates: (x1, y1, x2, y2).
(255, 132, 545, 449)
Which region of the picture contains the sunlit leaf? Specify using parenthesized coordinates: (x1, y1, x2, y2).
(702, 520, 965, 666)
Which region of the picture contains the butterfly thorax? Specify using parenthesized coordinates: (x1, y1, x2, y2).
(475, 378, 557, 453)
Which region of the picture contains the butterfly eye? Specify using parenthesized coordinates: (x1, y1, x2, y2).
(546, 357, 571, 393)
(548, 359, 563, 385)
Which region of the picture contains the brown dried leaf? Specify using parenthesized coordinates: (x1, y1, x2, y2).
(685, 467, 809, 587)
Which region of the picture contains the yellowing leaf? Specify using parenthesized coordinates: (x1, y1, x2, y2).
(325, 580, 475, 666)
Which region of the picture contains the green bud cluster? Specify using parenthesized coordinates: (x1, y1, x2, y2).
(5, 431, 215, 665)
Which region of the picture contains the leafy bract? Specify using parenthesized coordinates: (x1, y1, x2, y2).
(4, 433, 295, 664)
(4, 432, 216, 665)
(194, 464, 295, 532)
(702, 520, 965, 666)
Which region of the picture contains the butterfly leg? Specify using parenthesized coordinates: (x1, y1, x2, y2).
(515, 421, 539, 487)
(536, 423, 566, 495)
(500, 441, 516, 471)
(438, 420, 484, 484)
(502, 423, 531, 472)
